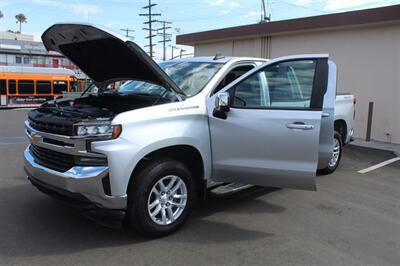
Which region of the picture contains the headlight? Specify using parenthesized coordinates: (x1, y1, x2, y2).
(74, 122, 117, 137)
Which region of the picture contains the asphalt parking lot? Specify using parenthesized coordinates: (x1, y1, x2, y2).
(0, 109, 399, 265)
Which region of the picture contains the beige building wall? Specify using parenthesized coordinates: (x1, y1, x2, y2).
(195, 41, 235, 57)
(0, 31, 34, 41)
(193, 23, 400, 143)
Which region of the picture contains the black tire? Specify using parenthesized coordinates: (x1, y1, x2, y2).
(319, 131, 343, 175)
(126, 159, 196, 237)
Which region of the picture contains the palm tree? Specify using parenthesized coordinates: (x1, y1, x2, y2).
(15, 13, 27, 33)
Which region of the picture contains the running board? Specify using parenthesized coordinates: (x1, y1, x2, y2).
(210, 183, 254, 196)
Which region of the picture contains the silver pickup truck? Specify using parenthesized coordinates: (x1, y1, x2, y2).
(24, 24, 353, 237)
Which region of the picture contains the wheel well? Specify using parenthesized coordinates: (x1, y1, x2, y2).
(130, 145, 206, 198)
(334, 119, 347, 144)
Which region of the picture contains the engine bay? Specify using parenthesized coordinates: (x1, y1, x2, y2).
(28, 92, 173, 136)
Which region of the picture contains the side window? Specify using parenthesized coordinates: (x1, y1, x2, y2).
(36, 81, 52, 94)
(0, 80, 6, 95)
(232, 72, 267, 108)
(17, 80, 34, 94)
(53, 80, 68, 94)
(213, 65, 255, 94)
(8, 80, 16, 94)
(232, 60, 317, 109)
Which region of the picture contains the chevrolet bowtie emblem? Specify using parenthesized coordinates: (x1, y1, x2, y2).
(31, 132, 42, 143)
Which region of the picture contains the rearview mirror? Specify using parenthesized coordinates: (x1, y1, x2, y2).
(213, 92, 230, 119)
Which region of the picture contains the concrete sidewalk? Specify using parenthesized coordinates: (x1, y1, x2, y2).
(350, 138, 400, 156)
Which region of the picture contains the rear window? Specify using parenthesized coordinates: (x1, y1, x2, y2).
(18, 80, 34, 94)
(0, 80, 6, 95)
(36, 81, 52, 94)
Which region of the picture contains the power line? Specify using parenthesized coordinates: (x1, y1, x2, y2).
(269, 0, 331, 15)
(139, 0, 161, 58)
(156, 20, 172, 61)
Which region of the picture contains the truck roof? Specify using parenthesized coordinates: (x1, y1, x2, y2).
(167, 56, 268, 64)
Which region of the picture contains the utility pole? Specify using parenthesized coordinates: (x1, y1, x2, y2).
(261, 0, 271, 23)
(139, 0, 161, 58)
(170, 45, 180, 60)
(157, 21, 172, 61)
(120, 28, 135, 40)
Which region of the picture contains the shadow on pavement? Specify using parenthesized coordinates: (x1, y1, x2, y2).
(0, 184, 280, 257)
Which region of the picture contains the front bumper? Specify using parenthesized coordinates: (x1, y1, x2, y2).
(24, 147, 127, 211)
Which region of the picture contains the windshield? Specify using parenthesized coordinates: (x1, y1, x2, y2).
(119, 61, 224, 97)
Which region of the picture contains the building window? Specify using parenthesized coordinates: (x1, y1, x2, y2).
(37, 56, 45, 65)
(0, 54, 6, 65)
(53, 80, 68, 94)
(0, 80, 6, 95)
(23, 57, 30, 64)
(15, 56, 22, 64)
(18, 80, 34, 94)
(8, 80, 17, 94)
(36, 81, 52, 94)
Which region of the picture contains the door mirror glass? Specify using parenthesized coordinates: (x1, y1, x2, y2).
(215, 92, 230, 112)
(213, 92, 230, 119)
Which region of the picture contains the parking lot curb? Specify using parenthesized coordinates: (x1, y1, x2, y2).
(350, 139, 400, 156)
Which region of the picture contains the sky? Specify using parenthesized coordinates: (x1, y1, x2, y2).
(0, 0, 399, 60)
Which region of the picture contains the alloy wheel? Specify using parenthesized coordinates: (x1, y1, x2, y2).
(328, 137, 341, 168)
(147, 175, 188, 225)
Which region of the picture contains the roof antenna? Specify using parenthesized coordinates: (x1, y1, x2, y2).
(261, 0, 271, 23)
(213, 53, 225, 60)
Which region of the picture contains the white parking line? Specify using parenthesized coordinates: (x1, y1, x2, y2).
(358, 157, 400, 174)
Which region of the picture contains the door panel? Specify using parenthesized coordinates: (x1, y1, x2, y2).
(209, 109, 321, 190)
(207, 55, 334, 191)
(317, 61, 337, 169)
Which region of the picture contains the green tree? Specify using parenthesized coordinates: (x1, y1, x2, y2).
(15, 13, 27, 33)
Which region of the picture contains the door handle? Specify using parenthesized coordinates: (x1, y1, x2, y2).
(322, 112, 330, 118)
(286, 122, 315, 130)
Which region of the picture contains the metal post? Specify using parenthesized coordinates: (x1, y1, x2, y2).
(366, 102, 374, 142)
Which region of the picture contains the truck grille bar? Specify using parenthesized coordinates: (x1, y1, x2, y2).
(29, 144, 75, 172)
(29, 118, 73, 136)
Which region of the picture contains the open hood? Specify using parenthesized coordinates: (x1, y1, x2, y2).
(41, 23, 185, 97)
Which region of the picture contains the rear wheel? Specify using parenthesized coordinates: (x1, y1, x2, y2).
(319, 131, 343, 175)
(126, 159, 196, 237)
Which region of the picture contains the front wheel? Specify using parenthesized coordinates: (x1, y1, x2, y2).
(126, 159, 196, 237)
(319, 131, 343, 175)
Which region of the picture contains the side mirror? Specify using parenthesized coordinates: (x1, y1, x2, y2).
(213, 92, 230, 119)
